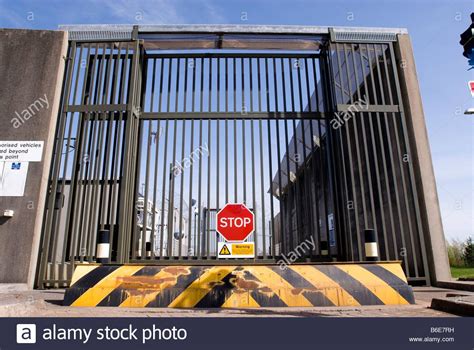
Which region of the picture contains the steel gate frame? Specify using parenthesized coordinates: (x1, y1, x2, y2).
(36, 39, 143, 287)
(36, 25, 431, 288)
(132, 51, 334, 265)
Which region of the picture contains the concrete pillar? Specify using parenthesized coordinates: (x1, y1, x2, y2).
(0, 29, 68, 288)
(394, 34, 451, 284)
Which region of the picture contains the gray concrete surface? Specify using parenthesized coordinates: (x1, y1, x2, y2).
(394, 34, 451, 284)
(431, 295, 474, 316)
(0, 286, 469, 317)
(436, 280, 474, 292)
(0, 29, 68, 287)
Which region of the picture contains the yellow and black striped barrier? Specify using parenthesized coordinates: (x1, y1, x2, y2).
(63, 262, 415, 308)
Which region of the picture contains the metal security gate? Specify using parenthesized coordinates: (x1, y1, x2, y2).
(326, 41, 430, 284)
(132, 52, 334, 262)
(37, 27, 430, 288)
(37, 40, 143, 287)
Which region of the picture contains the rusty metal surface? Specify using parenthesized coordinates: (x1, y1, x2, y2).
(63, 262, 414, 308)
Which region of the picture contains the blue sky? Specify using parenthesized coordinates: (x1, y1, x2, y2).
(1, 0, 473, 242)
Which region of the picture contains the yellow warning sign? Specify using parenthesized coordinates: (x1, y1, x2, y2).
(217, 242, 255, 258)
(232, 243, 254, 255)
(219, 244, 231, 255)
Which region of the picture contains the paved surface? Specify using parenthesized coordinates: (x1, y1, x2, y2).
(1, 286, 472, 317)
(431, 294, 474, 316)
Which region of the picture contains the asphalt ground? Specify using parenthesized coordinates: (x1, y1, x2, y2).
(1, 286, 472, 317)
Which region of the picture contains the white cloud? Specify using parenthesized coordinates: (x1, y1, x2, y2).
(100, 0, 185, 24)
(202, 1, 226, 23)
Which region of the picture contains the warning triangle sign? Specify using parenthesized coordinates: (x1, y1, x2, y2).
(219, 244, 231, 256)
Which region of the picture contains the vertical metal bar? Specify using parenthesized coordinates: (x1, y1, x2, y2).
(178, 58, 188, 259)
(371, 43, 409, 271)
(96, 43, 115, 247)
(187, 117, 195, 257)
(118, 42, 136, 262)
(101, 44, 122, 258)
(77, 113, 93, 264)
(79, 44, 99, 262)
(304, 58, 318, 258)
(249, 59, 257, 257)
(131, 127, 143, 261)
(124, 43, 139, 261)
(281, 59, 293, 253)
(206, 119, 212, 257)
(320, 54, 349, 259)
(150, 59, 161, 259)
(257, 58, 267, 258)
(188, 57, 197, 257)
(206, 59, 212, 257)
(69, 43, 94, 267)
(141, 118, 152, 259)
(216, 58, 221, 255)
(310, 58, 323, 257)
(115, 42, 133, 262)
(140, 56, 152, 260)
(60, 43, 83, 268)
(225, 58, 229, 204)
(131, 43, 144, 260)
(342, 43, 368, 232)
(289, 58, 301, 251)
(241, 58, 247, 205)
(358, 44, 390, 259)
(324, 44, 349, 261)
(107, 44, 127, 261)
(349, 44, 377, 235)
(197, 57, 204, 258)
(167, 62, 179, 257)
(89, 44, 110, 244)
(177, 118, 186, 258)
(297, 57, 308, 247)
(265, 58, 276, 256)
(152, 58, 164, 258)
(130, 98, 143, 262)
(159, 58, 171, 259)
(273, 58, 284, 256)
(88, 52, 108, 257)
(334, 43, 362, 260)
(39, 41, 76, 283)
(85, 43, 107, 261)
(97, 42, 115, 235)
(364, 43, 398, 260)
(67, 43, 91, 272)
(166, 58, 180, 258)
(233, 58, 237, 202)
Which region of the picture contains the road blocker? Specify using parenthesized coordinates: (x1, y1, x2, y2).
(63, 262, 415, 308)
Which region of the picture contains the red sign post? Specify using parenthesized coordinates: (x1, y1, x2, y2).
(216, 203, 254, 242)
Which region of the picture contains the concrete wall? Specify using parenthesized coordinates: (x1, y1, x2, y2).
(394, 34, 451, 284)
(0, 29, 67, 287)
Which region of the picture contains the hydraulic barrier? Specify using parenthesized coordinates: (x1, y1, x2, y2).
(63, 262, 414, 307)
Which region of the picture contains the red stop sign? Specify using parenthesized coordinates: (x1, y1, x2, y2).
(216, 203, 254, 242)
